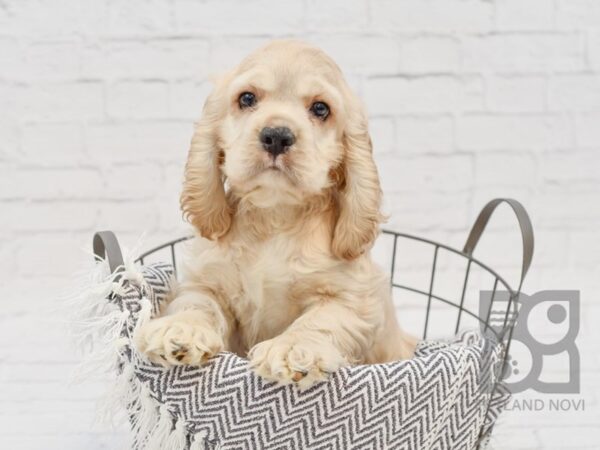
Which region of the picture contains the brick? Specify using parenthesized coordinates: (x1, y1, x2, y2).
(102, 163, 162, 199)
(0, 121, 19, 159)
(107, 81, 169, 119)
(474, 152, 537, 187)
(0, 398, 97, 416)
(557, 0, 600, 29)
(174, 0, 304, 34)
(0, 168, 103, 200)
(0, 400, 103, 431)
(569, 231, 600, 267)
(1, 314, 77, 350)
(399, 36, 460, 73)
(0, 0, 106, 39)
(156, 198, 188, 232)
(0, 38, 27, 81)
(496, 0, 555, 30)
(587, 32, 600, 70)
(0, 434, 127, 450)
(96, 202, 159, 232)
(169, 80, 212, 120)
(0, 84, 18, 121)
(539, 427, 600, 448)
(582, 305, 600, 340)
(2, 275, 83, 315)
(489, 426, 541, 449)
(316, 36, 400, 75)
(107, 0, 173, 35)
(15, 235, 91, 276)
(549, 75, 600, 111)
(18, 82, 104, 121)
(366, 76, 483, 115)
(86, 121, 192, 164)
(462, 33, 584, 72)
(209, 37, 272, 72)
(82, 39, 210, 79)
(384, 191, 472, 232)
(0, 236, 17, 279)
(378, 154, 473, 194)
(371, 0, 493, 32)
(306, 0, 368, 31)
(0, 367, 108, 401)
(21, 40, 82, 81)
(395, 116, 454, 154)
(344, 73, 363, 97)
(576, 114, 600, 147)
(0, 2, 13, 33)
(161, 163, 185, 197)
(486, 76, 546, 112)
(529, 230, 570, 268)
(537, 189, 600, 228)
(540, 151, 600, 184)
(459, 76, 486, 111)
(370, 118, 396, 155)
(0, 163, 20, 200)
(533, 268, 600, 297)
(0, 202, 97, 232)
(457, 114, 573, 151)
(20, 123, 86, 166)
(0, 362, 81, 383)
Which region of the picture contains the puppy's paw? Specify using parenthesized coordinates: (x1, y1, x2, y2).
(134, 311, 224, 367)
(248, 334, 346, 389)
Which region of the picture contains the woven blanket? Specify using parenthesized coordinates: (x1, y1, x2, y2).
(75, 261, 510, 450)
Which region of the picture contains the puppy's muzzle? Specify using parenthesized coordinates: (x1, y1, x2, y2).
(260, 126, 295, 157)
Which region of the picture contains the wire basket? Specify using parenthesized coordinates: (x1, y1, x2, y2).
(93, 197, 533, 447)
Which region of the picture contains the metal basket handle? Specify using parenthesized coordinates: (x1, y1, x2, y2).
(463, 198, 534, 291)
(93, 230, 125, 279)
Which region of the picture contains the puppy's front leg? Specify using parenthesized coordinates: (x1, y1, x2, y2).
(249, 301, 373, 388)
(135, 289, 231, 367)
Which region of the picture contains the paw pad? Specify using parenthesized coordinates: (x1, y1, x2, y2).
(135, 312, 224, 367)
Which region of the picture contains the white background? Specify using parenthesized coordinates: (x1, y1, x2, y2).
(1, 0, 599, 448)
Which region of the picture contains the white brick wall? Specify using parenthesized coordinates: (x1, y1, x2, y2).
(1, 1, 599, 448)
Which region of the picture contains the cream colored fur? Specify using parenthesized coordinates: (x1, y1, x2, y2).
(135, 40, 416, 388)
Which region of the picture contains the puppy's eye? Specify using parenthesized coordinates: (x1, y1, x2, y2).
(239, 92, 257, 109)
(310, 101, 330, 120)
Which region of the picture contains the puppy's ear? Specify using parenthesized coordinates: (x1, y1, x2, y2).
(181, 81, 232, 240)
(332, 97, 383, 260)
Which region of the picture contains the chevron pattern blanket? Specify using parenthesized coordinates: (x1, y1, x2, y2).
(76, 261, 510, 450)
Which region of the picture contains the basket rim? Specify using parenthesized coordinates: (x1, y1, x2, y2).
(381, 229, 515, 295)
(134, 230, 518, 341)
(136, 230, 516, 296)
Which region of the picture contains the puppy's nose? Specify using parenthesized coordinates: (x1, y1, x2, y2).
(259, 126, 295, 157)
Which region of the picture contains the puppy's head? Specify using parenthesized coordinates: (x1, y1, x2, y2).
(181, 40, 382, 259)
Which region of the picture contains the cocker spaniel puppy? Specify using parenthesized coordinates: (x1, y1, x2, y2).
(136, 40, 416, 388)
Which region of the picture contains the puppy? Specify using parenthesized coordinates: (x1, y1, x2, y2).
(136, 40, 416, 388)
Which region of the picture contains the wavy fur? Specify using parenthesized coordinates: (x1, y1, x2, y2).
(137, 40, 416, 388)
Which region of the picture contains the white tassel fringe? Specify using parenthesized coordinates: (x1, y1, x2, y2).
(67, 240, 194, 449)
(190, 430, 208, 450)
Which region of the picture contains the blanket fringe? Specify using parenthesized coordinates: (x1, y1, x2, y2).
(131, 384, 160, 448)
(145, 405, 177, 450)
(163, 418, 188, 450)
(67, 240, 203, 449)
(190, 431, 209, 450)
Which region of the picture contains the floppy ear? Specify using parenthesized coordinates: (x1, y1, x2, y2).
(180, 85, 232, 240)
(331, 98, 383, 260)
